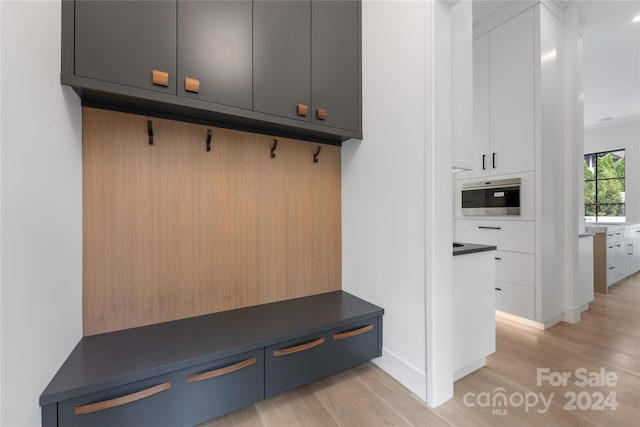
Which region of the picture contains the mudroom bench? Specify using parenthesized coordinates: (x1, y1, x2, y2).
(40, 291, 383, 427)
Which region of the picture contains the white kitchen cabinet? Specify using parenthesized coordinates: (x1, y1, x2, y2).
(606, 243, 616, 287)
(495, 251, 534, 288)
(455, 9, 534, 180)
(455, 219, 534, 254)
(495, 281, 535, 320)
(615, 241, 629, 283)
(453, 250, 496, 380)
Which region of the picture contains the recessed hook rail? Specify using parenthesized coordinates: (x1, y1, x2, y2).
(206, 129, 212, 152)
(271, 139, 278, 158)
(313, 146, 321, 163)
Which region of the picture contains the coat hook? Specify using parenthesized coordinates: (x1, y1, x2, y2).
(313, 146, 321, 163)
(147, 120, 153, 145)
(270, 139, 278, 158)
(206, 129, 212, 152)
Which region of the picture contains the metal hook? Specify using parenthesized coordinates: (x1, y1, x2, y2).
(206, 129, 212, 152)
(313, 146, 321, 163)
(147, 120, 153, 145)
(270, 139, 278, 158)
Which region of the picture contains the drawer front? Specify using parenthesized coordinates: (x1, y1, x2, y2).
(495, 281, 534, 320)
(59, 373, 178, 427)
(178, 349, 264, 426)
(327, 317, 381, 374)
(606, 231, 624, 245)
(265, 332, 331, 398)
(494, 251, 534, 288)
(455, 220, 534, 254)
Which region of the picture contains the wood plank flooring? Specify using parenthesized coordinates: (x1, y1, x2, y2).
(201, 273, 640, 426)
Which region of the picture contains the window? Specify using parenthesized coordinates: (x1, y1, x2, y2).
(584, 149, 625, 222)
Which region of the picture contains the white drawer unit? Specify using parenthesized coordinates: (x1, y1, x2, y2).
(455, 220, 534, 254)
(494, 281, 534, 320)
(494, 251, 534, 288)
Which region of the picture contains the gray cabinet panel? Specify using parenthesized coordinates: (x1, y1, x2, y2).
(327, 317, 380, 373)
(178, 1, 252, 109)
(75, 0, 177, 94)
(253, 0, 311, 122)
(312, 0, 359, 132)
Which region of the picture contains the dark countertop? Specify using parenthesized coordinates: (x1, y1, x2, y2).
(40, 291, 383, 406)
(453, 242, 497, 256)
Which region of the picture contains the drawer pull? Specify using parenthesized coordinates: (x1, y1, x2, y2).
(74, 381, 171, 415)
(273, 337, 324, 357)
(495, 287, 502, 291)
(185, 77, 200, 93)
(608, 266, 615, 270)
(152, 70, 169, 87)
(479, 226, 501, 230)
(333, 324, 374, 341)
(494, 257, 502, 260)
(316, 108, 327, 120)
(297, 103, 308, 117)
(186, 357, 256, 383)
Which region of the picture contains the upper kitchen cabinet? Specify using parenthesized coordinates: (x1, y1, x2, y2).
(177, 1, 252, 109)
(74, 1, 177, 94)
(61, 0, 362, 145)
(253, 0, 312, 122)
(311, 0, 360, 132)
(456, 8, 534, 179)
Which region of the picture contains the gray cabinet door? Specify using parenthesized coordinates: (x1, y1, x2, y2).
(312, 0, 359, 132)
(253, 0, 311, 122)
(177, 1, 252, 109)
(75, 0, 177, 94)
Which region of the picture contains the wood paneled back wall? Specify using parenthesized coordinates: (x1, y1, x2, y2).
(83, 108, 341, 336)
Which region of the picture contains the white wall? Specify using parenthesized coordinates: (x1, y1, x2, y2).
(342, 0, 428, 400)
(0, 1, 83, 426)
(584, 119, 640, 222)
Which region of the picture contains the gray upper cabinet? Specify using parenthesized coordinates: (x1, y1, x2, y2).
(74, 1, 177, 94)
(177, 1, 252, 109)
(253, 0, 312, 122)
(312, 0, 359, 132)
(64, 0, 361, 143)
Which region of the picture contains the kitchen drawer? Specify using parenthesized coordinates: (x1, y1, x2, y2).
(265, 332, 331, 398)
(455, 220, 534, 254)
(327, 317, 381, 374)
(495, 281, 534, 320)
(178, 349, 264, 425)
(606, 230, 624, 245)
(58, 373, 178, 427)
(494, 251, 534, 288)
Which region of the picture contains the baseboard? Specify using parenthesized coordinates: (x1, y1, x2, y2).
(495, 310, 563, 330)
(453, 358, 486, 382)
(372, 347, 427, 402)
(562, 304, 588, 324)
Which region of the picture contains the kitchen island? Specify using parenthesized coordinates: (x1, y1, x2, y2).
(452, 242, 496, 380)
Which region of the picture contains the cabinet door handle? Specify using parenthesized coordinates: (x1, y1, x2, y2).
(297, 104, 308, 117)
(494, 257, 502, 260)
(616, 244, 622, 247)
(482, 154, 486, 170)
(316, 108, 327, 120)
(492, 152, 496, 169)
(185, 77, 200, 93)
(152, 70, 169, 87)
(333, 324, 373, 340)
(74, 382, 171, 415)
(273, 337, 324, 357)
(495, 287, 502, 291)
(608, 266, 615, 270)
(479, 226, 501, 230)
(186, 357, 256, 383)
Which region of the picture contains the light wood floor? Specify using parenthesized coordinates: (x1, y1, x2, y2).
(202, 274, 640, 426)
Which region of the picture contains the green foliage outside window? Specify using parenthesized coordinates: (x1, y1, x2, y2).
(584, 150, 625, 220)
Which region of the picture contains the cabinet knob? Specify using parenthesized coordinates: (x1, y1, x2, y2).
(185, 77, 200, 93)
(316, 108, 327, 120)
(297, 104, 308, 117)
(152, 70, 169, 87)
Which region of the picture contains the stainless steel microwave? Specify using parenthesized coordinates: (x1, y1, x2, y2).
(461, 178, 521, 216)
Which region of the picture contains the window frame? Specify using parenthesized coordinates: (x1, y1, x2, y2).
(584, 148, 626, 222)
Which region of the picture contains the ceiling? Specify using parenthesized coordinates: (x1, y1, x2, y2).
(472, 0, 640, 128)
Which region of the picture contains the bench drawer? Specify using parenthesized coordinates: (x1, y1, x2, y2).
(179, 349, 264, 425)
(265, 332, 331, 398)
(58, 373, 178, 427)
(328, 317, 381, 373)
